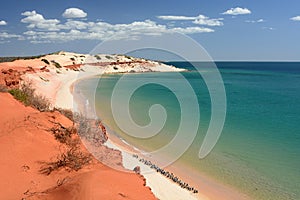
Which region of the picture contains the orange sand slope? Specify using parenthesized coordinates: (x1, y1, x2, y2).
(0, 93, 156, 200)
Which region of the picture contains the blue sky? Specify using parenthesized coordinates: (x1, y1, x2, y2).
(0, 0, 300, 60)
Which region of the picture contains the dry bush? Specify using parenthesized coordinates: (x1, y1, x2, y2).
(0, 84, 7, 92)
(74, 114, 107, 146)
(41, 120, 91, 175)
(55, 108, 74, 121)
(50, 126, 76, 145)
(30, 94, 50, 112)
(39, 144, 91, 175)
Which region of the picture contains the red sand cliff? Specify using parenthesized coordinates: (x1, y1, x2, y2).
(0, 91, 156, 199)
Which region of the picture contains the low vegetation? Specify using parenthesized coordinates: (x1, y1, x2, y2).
(0, 52, 57, 63)
(105, 55, 113, 60)
(55, 108, 74, 121)
(95, 55, 101, 60)
(8, 83, 50, 112)
(40, 122, 91, 175)
(0, 84, 8, 92)
(39, 140, 91, 175)
(124, 55, 132, 60)
(50, 125, 76, 145)
(75, 114, 108, 146)
(51, 60, 62, 68)
(41, 58, 50, 65)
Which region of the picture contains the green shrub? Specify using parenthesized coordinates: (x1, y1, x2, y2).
(9, 88, 31, 106)
(124, 55, 132, 60)
(51, 60, 62, 68)
(95, 55, 101, 60)
(105, 55, 113, 59)
(41, 58, 50, 65)
(9, 83, 50, 111)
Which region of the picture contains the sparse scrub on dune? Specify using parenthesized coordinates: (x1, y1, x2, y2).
(40, 119, 92, 175)
(0, 54, 45, 63)
(39, 141, 92, 175)
(94, 55, 101, 60)
(124, 55, 132, 60)
(55, 108, 74, 121)
(41, 58, 50, 65)
(50, 125, 76, 145)
(74, 114, 108, 146)
(9, 83, 50, 112)
(105, 55, 113, 60)
(51, 60, 62, 68)
(0, 52, 63, 63)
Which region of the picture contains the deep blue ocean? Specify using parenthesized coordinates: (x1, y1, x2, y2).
(76, 62, 300, 200)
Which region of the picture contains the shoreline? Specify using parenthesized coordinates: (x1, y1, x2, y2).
(100, 123, 250, 200)
(0, 51, 249, 200)
(57, 68, 249, 200)
(53, 68, 204, 200)
(49, 62, 250, 200)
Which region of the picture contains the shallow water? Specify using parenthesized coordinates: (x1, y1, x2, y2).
(76, 62, 300, 200)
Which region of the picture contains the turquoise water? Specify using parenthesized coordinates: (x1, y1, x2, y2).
(76, 62, 300, 200)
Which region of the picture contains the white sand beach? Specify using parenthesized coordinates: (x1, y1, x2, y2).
(20, 51, 205, 200)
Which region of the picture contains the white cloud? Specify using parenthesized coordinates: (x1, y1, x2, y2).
(157, 15, 196, 20)
(23, 20, 214, 43)
(62, 8, 87, 18)
(262, 27, 275, 31)
(19, 10, 216, 43)
(0, 32, 23, 42)
(21, 10, 60, 31)
(290, 16, 300, 21)
(21, 10, 45, 23)
(245, 19, 264, 23)
(171, 27, 214, 34)
(157, 14, 223, 26)
(0, 20, 7, 25)
(222, 7, 251, 15)
(63, 20, 92, 29)
(193, 15, 223, 26)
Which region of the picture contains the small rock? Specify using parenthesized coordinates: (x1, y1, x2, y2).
(133, 166, 141, 174)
